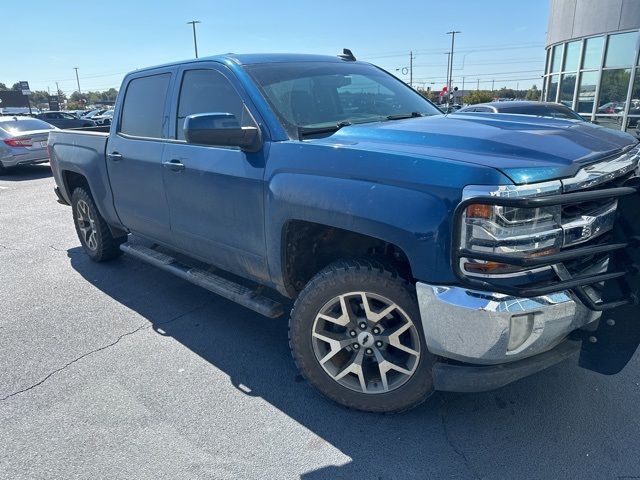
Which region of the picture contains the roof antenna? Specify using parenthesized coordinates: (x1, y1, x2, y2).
(338, 48, 356, 61)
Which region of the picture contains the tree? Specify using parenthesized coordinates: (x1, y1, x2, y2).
(497, 87, 517, 99)
(465, 90, 494, 105)
(11, 82, 21, 91)
(525, 85, 540, 101)
(0, 82, 6, 90)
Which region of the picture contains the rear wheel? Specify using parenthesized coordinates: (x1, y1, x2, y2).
(289, 259, 434, 413)
(71, 187, 125, 262)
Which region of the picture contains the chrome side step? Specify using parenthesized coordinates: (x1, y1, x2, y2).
(120, 243, 284, 318)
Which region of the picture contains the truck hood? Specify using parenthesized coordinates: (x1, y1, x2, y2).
(319, 113, 638, 184)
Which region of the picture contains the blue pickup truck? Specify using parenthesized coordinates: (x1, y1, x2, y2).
(48, 51, 640, 412)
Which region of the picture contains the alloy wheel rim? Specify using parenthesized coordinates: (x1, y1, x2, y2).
(311, 291, 421, 394)
(76, 199, 98, 251)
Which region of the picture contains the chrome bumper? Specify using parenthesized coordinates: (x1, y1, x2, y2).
(416, 283, 601, 365)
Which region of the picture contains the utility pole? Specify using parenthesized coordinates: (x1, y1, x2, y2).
(446, 30, 461, 101)
(476, 78, 480, 90)
(444, 52, 451, 104)
(187, 20, 201, 58)
(409, 51, 414, 88)
(73, 67, 81, 94)
(491, 79, 495, 92)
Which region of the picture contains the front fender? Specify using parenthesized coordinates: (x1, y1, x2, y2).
(265, 172, 459, 287)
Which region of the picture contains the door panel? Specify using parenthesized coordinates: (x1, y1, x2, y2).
(162, 65, 268, 281)
(162, 144, 267, 279)
(107, 136, 171, 242)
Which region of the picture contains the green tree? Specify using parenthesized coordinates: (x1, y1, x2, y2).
(11, 82, 21, 91)
(0, 82, 6, 90)
(525, 85, 540, 101)
(465, 90, 494, 105)
(497, 87, 517, 99)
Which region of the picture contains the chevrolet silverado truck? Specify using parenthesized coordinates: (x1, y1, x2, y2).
(48, 52, 640, 412)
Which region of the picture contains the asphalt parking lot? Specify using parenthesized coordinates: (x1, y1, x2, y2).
(1, 164, 639, 480)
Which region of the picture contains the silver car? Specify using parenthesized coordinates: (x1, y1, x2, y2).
(0, 116, 56, 173)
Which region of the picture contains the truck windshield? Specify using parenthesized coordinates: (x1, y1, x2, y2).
(245, 61, 441, 138)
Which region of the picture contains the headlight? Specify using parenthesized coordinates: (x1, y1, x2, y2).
(460, 182, 563, 276)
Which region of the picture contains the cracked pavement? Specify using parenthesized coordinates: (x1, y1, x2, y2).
(1, 164, 640, 480)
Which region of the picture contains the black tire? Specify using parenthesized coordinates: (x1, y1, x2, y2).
(289, 259, 435, 413)
(71, 187, 125, 262)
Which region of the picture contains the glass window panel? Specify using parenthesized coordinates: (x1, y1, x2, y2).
(547, 75, 559, 102)
(563, 41, 581, 71)
(582, 36, 604, 70)
(550, 44, 563, 73)
(605, 32, 639, 68)
(626, 69, 639, 133)
(577, 71, 598, 114)
(176, 69, 246, 140)
(559, 73, 577, 105)
(597, 69, 631, 113)
(119, 73, 171, 138)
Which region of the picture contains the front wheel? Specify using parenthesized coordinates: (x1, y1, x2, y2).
(289, 259, 434, 413)
(71, 187, 125, 262)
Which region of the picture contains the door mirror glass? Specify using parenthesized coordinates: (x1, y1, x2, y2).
(184, 112, 261, 152)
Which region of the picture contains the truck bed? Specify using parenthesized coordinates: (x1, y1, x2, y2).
(48, 128, 117, 224)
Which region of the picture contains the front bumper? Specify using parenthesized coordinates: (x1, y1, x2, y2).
(416, 282, 600, 364)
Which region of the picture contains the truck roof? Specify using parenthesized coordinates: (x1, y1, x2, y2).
(130, 53, 352, 75)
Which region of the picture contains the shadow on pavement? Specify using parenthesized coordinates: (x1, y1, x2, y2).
(0, 163, 52, 181)
(67, 246, 637, 480)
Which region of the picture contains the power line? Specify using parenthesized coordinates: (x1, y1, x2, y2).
(360, 42, 544, 60)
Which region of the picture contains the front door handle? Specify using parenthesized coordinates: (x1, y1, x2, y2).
(107, 152, 123, 161)
(162, 159, 185, 172)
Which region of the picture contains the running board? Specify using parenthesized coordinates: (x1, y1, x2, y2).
(120, 243, 284, 318)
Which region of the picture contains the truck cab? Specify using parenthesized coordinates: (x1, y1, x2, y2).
(48, 52, 640, 412)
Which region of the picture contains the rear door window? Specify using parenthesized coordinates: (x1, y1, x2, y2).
(119, 73, 171, 138)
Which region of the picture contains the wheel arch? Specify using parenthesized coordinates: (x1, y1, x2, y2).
(267, 173, 454, 297)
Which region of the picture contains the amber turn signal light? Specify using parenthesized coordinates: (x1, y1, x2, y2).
(465, 204, 492, 219)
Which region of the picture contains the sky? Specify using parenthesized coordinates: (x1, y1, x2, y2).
(2, 0, 550, 94)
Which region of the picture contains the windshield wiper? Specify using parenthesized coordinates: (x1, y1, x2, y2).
(386, 112, 424, 120)
(298, 121, 352, 138)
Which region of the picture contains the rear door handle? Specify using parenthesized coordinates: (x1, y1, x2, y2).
(162, 159, 185, 172)
(107, 152, 123, 161)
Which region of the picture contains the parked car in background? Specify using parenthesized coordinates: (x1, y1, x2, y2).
(81, 109, 108, 120)
(457, 101, 585, 121)
(598, 102, 625, 114)
(92, 109, 114, 125)
(438, 104, 462, 114)
(36, 111, 96, 129)
(0, 116, 55, 173)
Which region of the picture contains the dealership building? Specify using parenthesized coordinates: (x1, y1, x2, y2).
(544, 0, 640, 132)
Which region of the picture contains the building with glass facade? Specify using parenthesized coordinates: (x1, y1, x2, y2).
(544, 0, 640, 133)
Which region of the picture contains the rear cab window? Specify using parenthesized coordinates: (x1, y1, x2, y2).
(119, 73, 172, 138)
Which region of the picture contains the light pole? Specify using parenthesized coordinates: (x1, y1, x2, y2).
(73, 67, 81, 94)
(187, 20, 201, 58)
(446, 30, 461, 102)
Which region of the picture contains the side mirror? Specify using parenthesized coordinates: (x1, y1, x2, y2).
(184, 112, 262, 152)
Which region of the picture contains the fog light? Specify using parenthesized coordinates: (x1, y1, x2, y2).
(508, 313, 534, 351)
